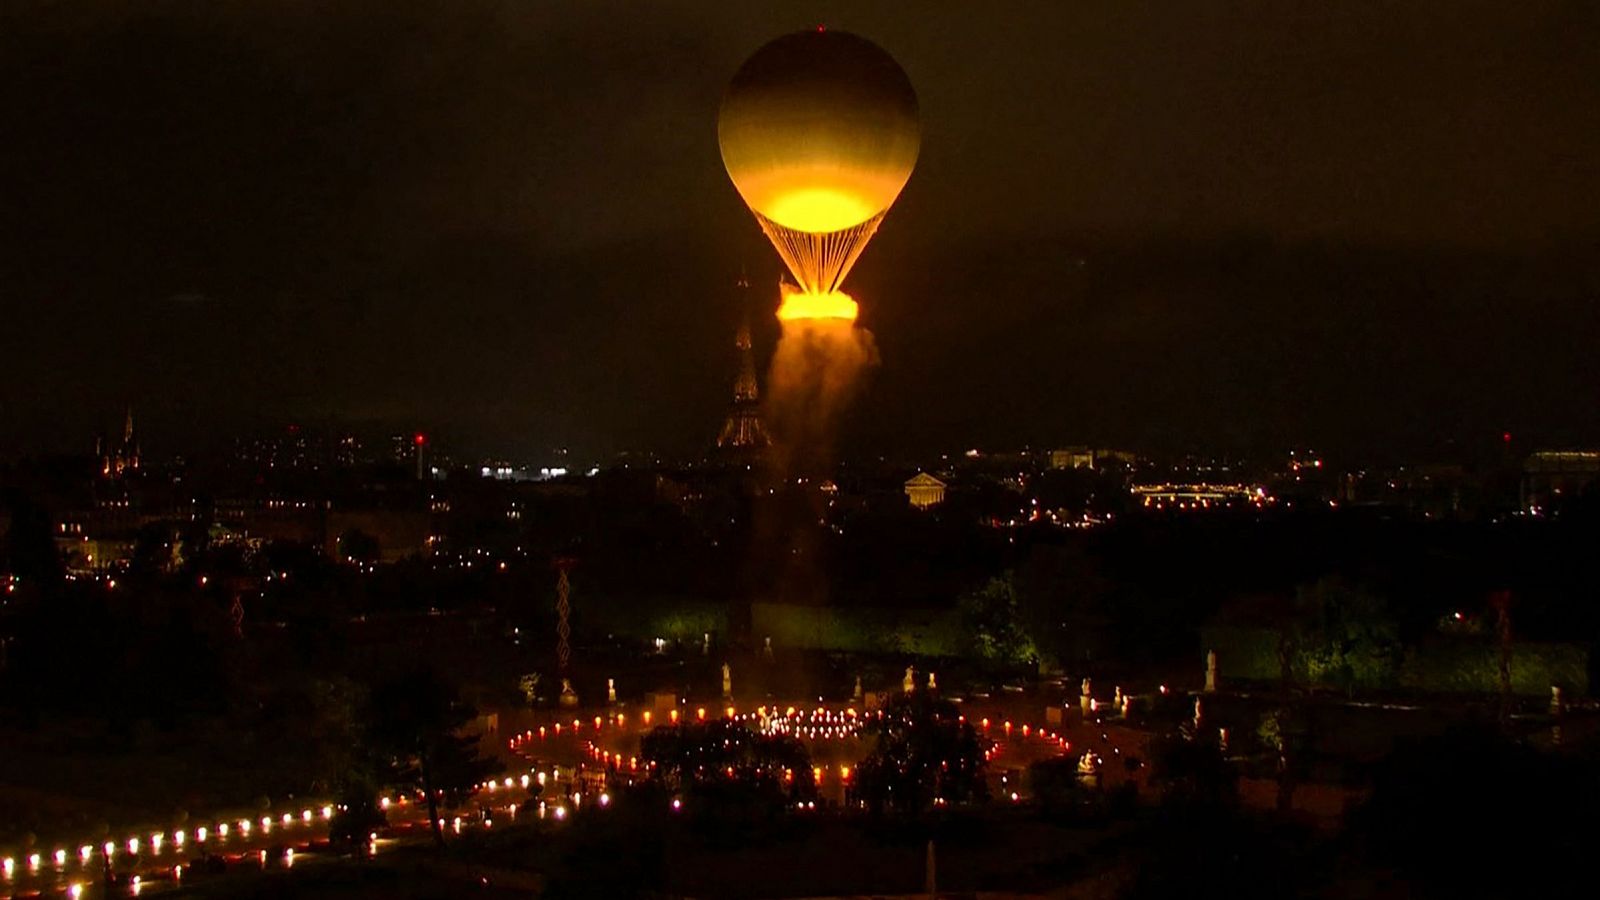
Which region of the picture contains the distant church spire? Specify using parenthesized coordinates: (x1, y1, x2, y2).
(101, 407, 141, 478)
(716, 273, 771, 453)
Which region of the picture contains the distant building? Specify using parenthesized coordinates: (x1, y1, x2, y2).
(904, 472, 947, 510)
(1522, 450, 1600, 514)
(1049, 447, 1136, 471)
(97, 408, 141, 479)
(236, 426, 361, 473)
(1050, 447, 1094, 470)
(390, 432, 429, 480)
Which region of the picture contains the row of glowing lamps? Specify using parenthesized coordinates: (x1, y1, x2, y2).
(0, 700, 1127, 889)
(511, 703, 1107, 808)
(4, 765, 620, 897)
(1, 805, 336, 896)
(509, 704, 1088, 750)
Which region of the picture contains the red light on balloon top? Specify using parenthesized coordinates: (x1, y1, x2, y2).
(414, 433, 426, 446)
(1502, 432, 1512, 444)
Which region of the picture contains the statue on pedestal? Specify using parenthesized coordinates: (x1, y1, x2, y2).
(607, 678, 617, 705)
(1205, 649, 1219, 693)
(853, 676, 863, 701)
(722, 663, 732, 699)
(903, 666, 916, 693)
(1552, 685, 1566, 746)
(1076, 751, 1102, 789)
(559, 678, 578, 709)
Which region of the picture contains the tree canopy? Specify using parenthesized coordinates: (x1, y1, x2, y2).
(366, 667, 499, 847)
(854, 692, 988, 814)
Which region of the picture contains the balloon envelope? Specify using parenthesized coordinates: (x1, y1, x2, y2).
(719, 30, 920, 234)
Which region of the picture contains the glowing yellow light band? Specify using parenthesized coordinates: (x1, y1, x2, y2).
(776, 285, 858, 322)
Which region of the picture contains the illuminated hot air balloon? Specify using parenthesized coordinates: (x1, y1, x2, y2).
(719, 29, 919, 318)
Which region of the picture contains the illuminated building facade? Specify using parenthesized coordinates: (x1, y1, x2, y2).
(1049, 447, 1137, 471)
(904, 472, 947, 510)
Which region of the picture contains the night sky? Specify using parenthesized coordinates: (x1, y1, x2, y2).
(3, 1, 1597, 463)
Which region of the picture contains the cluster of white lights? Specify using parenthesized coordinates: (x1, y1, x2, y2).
(752, 706, 863, 741)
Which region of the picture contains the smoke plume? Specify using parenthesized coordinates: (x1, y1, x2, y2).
(765, 286, 878, 478)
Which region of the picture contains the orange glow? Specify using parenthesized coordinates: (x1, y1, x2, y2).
(760, 185, 880, 234)
(776, 285, 858, 322)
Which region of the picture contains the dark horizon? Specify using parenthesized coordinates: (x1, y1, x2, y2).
(5, 2, 1597, 463)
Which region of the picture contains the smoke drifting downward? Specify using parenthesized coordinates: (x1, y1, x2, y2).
(766, 285, 878, 477)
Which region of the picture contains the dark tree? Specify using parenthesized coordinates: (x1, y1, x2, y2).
(854, 692, 988, 814)
(366, 667, 499, 848)
(639, 719, 815, 821)
(958, 572, 1039, 665)
(1289, 577, 1401, 695)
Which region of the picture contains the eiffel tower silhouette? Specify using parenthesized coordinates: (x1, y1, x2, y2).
(716, 272, 771, 452)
